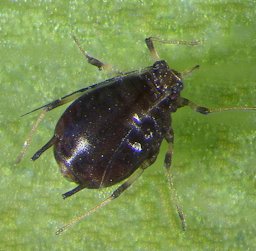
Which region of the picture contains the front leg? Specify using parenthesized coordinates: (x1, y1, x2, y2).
(177, 97, 256, 114)
(177, 97, 210, 114)
(164, 127, 186, 231)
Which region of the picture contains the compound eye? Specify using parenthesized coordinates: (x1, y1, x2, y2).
(171, 81, 183, 94)
(152, 60, 167, 71)
(176, 81, 183, 90)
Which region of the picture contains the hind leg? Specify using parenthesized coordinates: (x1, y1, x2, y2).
(164, 127, 186, 231)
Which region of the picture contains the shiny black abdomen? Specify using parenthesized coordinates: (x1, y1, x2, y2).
(54, 64, 176, 188)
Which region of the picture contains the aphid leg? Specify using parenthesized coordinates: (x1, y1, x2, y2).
(164, 128, 186, 231)
(62, 184, 86, 199)
(145, 37, 160, 61)
(56, 167, 146, 235)
(31, 135, 56, 161)
(16, 109, 47, 163)
(17, 99, 76, 164)
(72, 35, 115, 72)
(178, 97, 256, 114)
(17, 83, 100, 163)
(177, 97, 210, 114)
(181, 65, 200, 78)
(145, 37, 201, 61)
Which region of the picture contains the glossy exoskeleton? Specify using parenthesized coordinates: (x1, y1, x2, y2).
(18, 37, 255, 234)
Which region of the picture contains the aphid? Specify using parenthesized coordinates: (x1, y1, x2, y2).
(17, 36, 256, 235)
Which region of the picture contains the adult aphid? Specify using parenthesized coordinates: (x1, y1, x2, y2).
(17, 36, 256, 235)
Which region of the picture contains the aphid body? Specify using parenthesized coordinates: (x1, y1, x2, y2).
(55, 61, 181, 189)
(18, 37, 255, 234)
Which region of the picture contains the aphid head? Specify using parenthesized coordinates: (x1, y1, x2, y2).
(151, 60, 184, 98)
